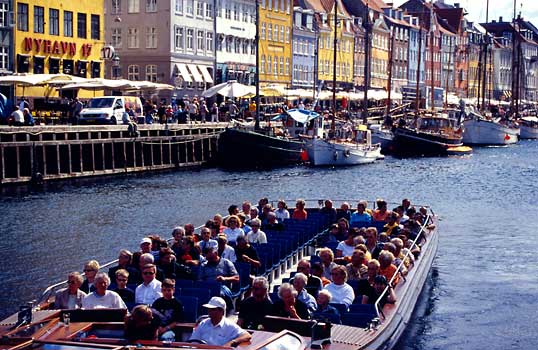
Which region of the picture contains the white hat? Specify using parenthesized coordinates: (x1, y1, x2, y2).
(140, 237, 152, 245)
(202, 296, 226, 310)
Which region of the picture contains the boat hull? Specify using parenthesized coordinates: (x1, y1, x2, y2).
(462, 119, 519, 145)
(520, 125, 538, 139)
(217, 127, 305, 167)
(371, 127, 395, 154)
(306, 138, 381, 166)
(392, 127, 463, 156)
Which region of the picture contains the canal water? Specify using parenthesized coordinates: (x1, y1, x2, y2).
(1, 141, 537, 350)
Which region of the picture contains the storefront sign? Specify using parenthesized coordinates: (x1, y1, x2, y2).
(23, 38, 93, 57)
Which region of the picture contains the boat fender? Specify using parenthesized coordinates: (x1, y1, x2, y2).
(333, 151, 338, 161)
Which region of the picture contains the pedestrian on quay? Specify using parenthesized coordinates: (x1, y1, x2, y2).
(211, 102, 219, 122)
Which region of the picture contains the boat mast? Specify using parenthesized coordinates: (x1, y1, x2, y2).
(313, 25, 318, 107)
(415, 12, 423, 116)
(331, 0, 337, 133)
(444, 37, 452, 111)
(362, 0, 370, 123)
(429, 3, 434, 112)
(386, 26, 394, 116)
(255, 0, 260, 130)
(510, 0, 517, 116)
(480, 0, 489, 112)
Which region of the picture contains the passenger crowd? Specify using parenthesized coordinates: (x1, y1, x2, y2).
(54, 197, 434, 346)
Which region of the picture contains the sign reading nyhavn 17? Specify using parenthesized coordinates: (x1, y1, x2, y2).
(23, 38, 93, 57)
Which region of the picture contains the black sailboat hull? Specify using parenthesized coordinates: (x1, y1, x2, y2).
(217, 128, 305, 168)
(392, 127, 463, 156)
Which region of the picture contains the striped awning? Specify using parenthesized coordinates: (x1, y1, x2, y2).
(175, 63, 192, 83)
(187, 64, 204, 83)
(198, 65, 214, 84)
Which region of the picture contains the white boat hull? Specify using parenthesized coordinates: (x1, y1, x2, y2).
(462, 119, 519, 145)
(306, 138, 381, 166)
(520, 125, 538, 139)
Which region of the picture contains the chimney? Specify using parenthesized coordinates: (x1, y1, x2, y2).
(454, 3, 459, 8)
(499, 16, 503, 22)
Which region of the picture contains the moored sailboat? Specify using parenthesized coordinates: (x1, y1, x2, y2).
(462, 112, 519, 145)
(519, 116, 538, 139)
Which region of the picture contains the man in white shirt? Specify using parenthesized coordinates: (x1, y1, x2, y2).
(82, 273, 126, 309)
(324, 265, 355, 308)
(135, 264, 162, 305)
(10, 107, 24, 126)
(190, 297, 251, 346)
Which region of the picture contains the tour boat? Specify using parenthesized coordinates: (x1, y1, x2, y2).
(0, 199, 438, 350)
(519, 116, 538, 139)
(462, 112, 519, 145)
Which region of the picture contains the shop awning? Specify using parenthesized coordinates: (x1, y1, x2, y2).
(187, 64, 204, 83)
(175, 63, 192, 83)
(198, 65, 214, 84)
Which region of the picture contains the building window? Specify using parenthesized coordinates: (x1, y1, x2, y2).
(280, 26, 284, 42)
(17, 3, 28, 31)
(112, 28, 122, 48)
(186, 0, 193, 15)
(233, 4, 239, 20)
(63, 59, 74, 75)
(175, 0, 183, 13)
(0, 46, 8, 71)
(49, 58, 60, 74)
(196, 2, 203, 16)
(286, 26, 290, 43)
(280, 57, 284, 74)
(206, 32, 213, 52)
(267, 56, 271, 73)
(111, 0, 121, 14)
(128, 0, 139, 13)
(197, 30, 204, 51)
(186, 28, 194, 50)
(76, 61, 87, 77)
(77, 13, 87, 38)
(242, 7, 248, 22)
(34, 6, 44, 33)
(0, 3, 8, 27)
(242, 40, 248, 54)
(128, 27, 139, 48)
(146, 0, 157, 12)
(261, 55, 265, 74)
(49, 9, 59, 35)
(146, 27, 157, 48)
(128, 64, 139, 80)
(268, 24, 272, 40)
(206, 3, 213, 17)
(64, 11, 73, 37)
(225, 4, 231, 19)
(261, 23, 266, 40)
(91, 15, 100, 40)
(273, 56, 277, 76)
(175, 27, 184, 50)
(146, 64, 157, 82)
(91, 61, 101, 78)
(225, 36, 231, 52)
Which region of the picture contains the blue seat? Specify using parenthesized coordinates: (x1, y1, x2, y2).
(372, 221, 386, 233)
(347, 279, 360, 291)
(179, 288, 211, 307)
(341, 312, 374, 328)
(174, 279, 194, 289)
(195, 281, 222, 297)
(272, 284, 280, 294)
(312, 311, 341, 324)
(329, 303, 348, 315)
(348, 304, 376, 315)
(175, 296, 198, 322)
(234, 262, 252, 293)
(350, 221, 371, 229)
(325, 241, 339, 254)
(310, 255, 321, 265)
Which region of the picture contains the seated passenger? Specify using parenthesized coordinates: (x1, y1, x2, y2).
(112, 269, 135, 304)
(132, 237, 152, 269)
(382, 212, 401, 237)
(350, 201, 372, 227)
(336, 232, 356, 258)
(372, 199, 390, 222)
(124, 305, 159, 343)
(198, 247, 239, 303)
(176, 236, 200, 266)
(323, 266, 355, 308)
(82, 273, 126, 309)
(246, 218, 267, 244)
(271, 283, 310, 320)
(357, 259, 381, 296)
(290, 259, 323, 295)
(108, 250, 139, 285)
(319, 248, 338, 280)
(312, 290, 341, 324)
(346, 250, 368, 281)
(378, 251, 399, 286)
(364, 227, 383, 259)
(190, 297, 251, 346)
(241, 201, 252, 219)
(319, 200, 337, 224)
(361, 275, 396, 308)
(135, 264, 163, 305)
(336, 202, 352, 222)
(335, 218, 350, 241)
(292, 273, 317, 315)
(291, 199, 308, 220)
(275, 200, 290, 222)
(198, 227, 218, 253)
(217, 234, 237, 263)
(262, 211, 285, 231)
(237, 277, 273, 330)
(223, 215, 245, 243)
(151, 279, 184, 341)
(213, 214, 225, 234)
(170, 227, 185, 256)
(55, 272, 86, 309)
(80, 260, 100, 294)
(159, 248, 193, 280)
(311, 262, 331, 287)
(234, 236, 261, 274)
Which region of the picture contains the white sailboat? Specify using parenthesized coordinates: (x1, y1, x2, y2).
(462, 112, 520, 145)
(519, 116, 538, 139)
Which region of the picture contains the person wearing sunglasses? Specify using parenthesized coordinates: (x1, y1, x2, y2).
(135, 264, 162, 305)
(54, 271, 86, 309)
(80, 260, 100, 294)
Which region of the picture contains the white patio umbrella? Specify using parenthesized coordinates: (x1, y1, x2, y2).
(201, 80, 254, 98)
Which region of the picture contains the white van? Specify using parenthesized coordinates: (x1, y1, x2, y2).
(79, 96, 143, 124)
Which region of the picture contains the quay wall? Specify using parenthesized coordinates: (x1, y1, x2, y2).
(0, 124, 226, 185)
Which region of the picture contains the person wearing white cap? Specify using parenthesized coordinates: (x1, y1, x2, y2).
(189, 297, 251, 347)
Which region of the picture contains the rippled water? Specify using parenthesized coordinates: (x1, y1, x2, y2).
(1, 141, 537, 349)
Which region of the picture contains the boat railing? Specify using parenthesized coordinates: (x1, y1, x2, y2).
(373, 209, 434, 320)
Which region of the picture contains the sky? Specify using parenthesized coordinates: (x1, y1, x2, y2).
(394, 0, 538, 26)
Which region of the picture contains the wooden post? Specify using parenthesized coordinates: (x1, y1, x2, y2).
(16, 146, 20, 179)
(68, 143, 72, 174)
(1, 144, 4, 180)
(56, 144, 60, 174)
(91, 142, 96, 173)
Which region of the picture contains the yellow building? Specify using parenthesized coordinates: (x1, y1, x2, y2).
(258, 0, 293, 87)
(14, 0, 105, 98)
(467, 43, 480, 98)
(370, 17, 390, 90)
(317, 0, 354, 89)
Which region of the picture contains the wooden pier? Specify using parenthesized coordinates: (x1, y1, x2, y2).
(0, 123, 226, 185)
